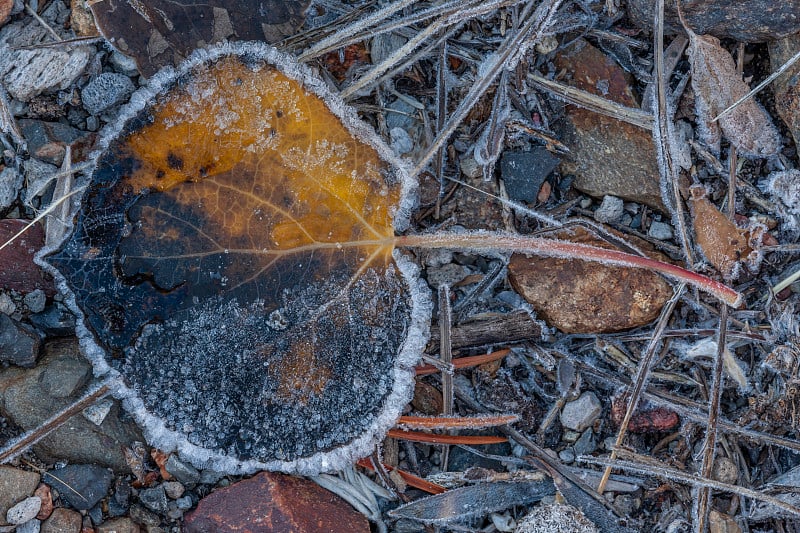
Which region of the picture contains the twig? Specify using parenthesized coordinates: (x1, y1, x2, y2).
(597, 283, 685, 494)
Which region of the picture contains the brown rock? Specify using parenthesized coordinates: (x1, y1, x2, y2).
(553, 40, 665, 212)
(508, 226, 673, 333)
(0, 0, 11, 27)
(411, 379, 443, 415)
(627, 0, 800, 42)
(41, 507, 83, 533)
(184, 472, 370, 533)
(0, 466, 40, 527)
(70, 0, 99, 37)
(708, 510, 742, 533)
(770, 34, 800, 154)
(0, 219, 54, 295)
(35, 483, 53, 520)
(96, 517, 141, 533)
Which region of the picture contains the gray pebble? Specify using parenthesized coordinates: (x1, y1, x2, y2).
(15, 518, 40, 533)
(460, 157, 482, 179)
(0, 292, 15, 315)
(109, 51, 140, 77)
(175, 495, 193, 510)
(165, 455, 200, 486)
(23, 289, 46, 313)
(6, 496, 41, 525)
(572, 428, 597, 456)
(561, 392, 602, 432)
(0, 313, 40, 367)
(81, 72, 135, 115)
(389, 127, 413, 155)
(139, 485, 168, 513)
(85, 115, 100, 132)
(162, 481, 184, 500)
(648, 220, 674, 240)
(558, 448, 576, 463)
(594, 195, 625, 224)
(0, 166, 22, 210)
(38, 357, 89, 398)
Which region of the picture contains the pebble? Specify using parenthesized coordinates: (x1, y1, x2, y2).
(38, 356, 89, 398)
(28, 304, 76, 336)
(0, 292, 14, 315)
(0, 166, 22, 210)
(96, 517, 141, 533)
(23, 289, 46, 313)
(426, 262, 470, 288)
(648, 220, 673, 241)
(593, 195, 624, 224)
(712, 457, 739, 485)
(162, 481, 184, 500)
(558, 449, 576, 463)
(0, 313, 40, 367)
(175, 496, 193, 511)
(40, 507, 81, 533)
(43, 465, 112, 510)
(33, 485, 52, 520)
(138, 486, 168, 514)
(459, 157, 482, 179)
(572, 428, 597, 456)
(81, 72, 135, 115)
(17, 119, 88, 166)
(16, 518, 41, 533)
(109, 51, 139, 77)
(128, 504, 159, 527)
(561, 392, 602, 432)
(164, 456, 200, 486)
(389, 127, 413, 155)
(0, 466, 40, 526)
(6, 496, 41, 525)
(500, 148, 560, 203)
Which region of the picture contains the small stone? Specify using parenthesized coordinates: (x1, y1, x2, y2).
(109, 51, 139, 77)
(0, 166, 22, 210)
(139, 486, 168, 513)
(175, 496, 193, 511)
(43, 465, 112, 510)
(593, 195, 624, 223)
(82, 398, 113, 426)
(0, 292, 15, 315)
(411, 380, 443, 415)
(69, 0, 99, 37)
(81, 73, 135, 115)
(23, 289, 46, 313)
(0, 313, 41, 367)
(164, 456, 200, 486)
(0, 0, 12, 26)
(184, 472, 370, 533)
(426, 262, 470, 288)
(712, 457, 739, 485)
(38, 357, 89, 398)
(34, 484, 52, 520)
(198, 470, 222, 485)
(85, 115, 99, 132)
(708, 510, 742, 533)
(16, 518, 41, 533)
(29, 304, 76, 336)
(162, 481, 184, 500)
(516, 503, 599, 533)
(648, 220, 674, 240)
(6, 496, 41, 525)
(96, 517, 141, 533)
(572, 429, 597, 456)
(561, 392, 602, 432)
(460, 157, 482, 179)
(0, 466, 40, 527)
(40, 507, 82, 533)
(17, 120, 89, 166)
(128, 504, 160, 527)
(389, 127, 413, 155)
(558, 449, 576, 463)
(500, 148, 560, 203)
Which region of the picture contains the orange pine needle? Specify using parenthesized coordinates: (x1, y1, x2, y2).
(397, 414, 519, 430)
(356, 458, 446, 495)
(415, 349, 511, 376)
(387, 429, 507, 445)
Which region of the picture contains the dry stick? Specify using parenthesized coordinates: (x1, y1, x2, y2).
(695, 304, 729, 533)
(654, 0, 694, 264)
(434, 41, 448, 219)
(581, 453, 800, 518)
(397, 414, 519, 430)
(596, 283, 686, 494)
(438, 285, 454, 471)
(396, 232, 742, 307)
(411, 0, 566, 178)
(0, 382, 111, 464)
(725, 43, 745, 222)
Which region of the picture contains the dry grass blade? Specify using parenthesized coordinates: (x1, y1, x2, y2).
(357, 458, 447, 494)
(527, 73, 654, 131)
(597, 283, 685, 494)
(45, 146, 75, 248)
(386, 430, 507, 445)
(653, 0, 694, 264)
(397, 414, 520, 430)
(415, 349, 511, 376)
(695, 304, 729, 533)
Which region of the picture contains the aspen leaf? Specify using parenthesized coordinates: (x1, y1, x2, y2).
(42, 43, 430, 475)
(689, 185, 762, 279)
(686, 31, 781, 157)
(89, 0, 310, 76)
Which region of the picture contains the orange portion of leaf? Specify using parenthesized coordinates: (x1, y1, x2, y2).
(49, 48, 417, 470)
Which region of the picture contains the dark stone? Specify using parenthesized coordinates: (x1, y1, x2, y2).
(139, 485, 168, 513)
(500, 148, 560, 203)
(28, 304, 77, 337)
(43, 464, 112, 510)
(0, 313, 41, 367)
(0, 466, 40, 527)
(164, 455, 200, 486)
(627, 0, 800, 42)
(17, 119, 92, 165)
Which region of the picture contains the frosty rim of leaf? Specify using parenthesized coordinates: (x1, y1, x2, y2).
(36, 41, 432, 475)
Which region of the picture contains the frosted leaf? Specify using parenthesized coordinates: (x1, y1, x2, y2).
(38, 42, 431, 475)
(686, 32, 781, 157)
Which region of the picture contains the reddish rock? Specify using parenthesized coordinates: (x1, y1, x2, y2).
(0, 0, 11, 27)
(35, 483, 53, 520)
(0, 219, 54, 295)
(41, 507, 83, 533)
(184, 472, 370, 533)
(96, 517, 140, 533)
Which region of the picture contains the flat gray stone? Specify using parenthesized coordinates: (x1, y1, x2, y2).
(23, 289, 46, 314)
(164, 456, 200, 486)
(43, 465, 112, 510)
(500, 148, 560, 203)
(0, 313, 40, 367)
(561, 392, 602, 432)
(38, 356, 89, 398)
(594, 195, 624, 224)
(0, 166, 22, 211)
(648, 220, 674, 241)
(0, 19, 92, 101)
(0, 466, 40, 527)
(6, 496, 41, 525)
(81, 72, 135, 115)
(0, 338, 143, 471)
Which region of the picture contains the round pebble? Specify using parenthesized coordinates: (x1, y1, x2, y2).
(163, 481, 185, 499)
(6, 496, 42, 525)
